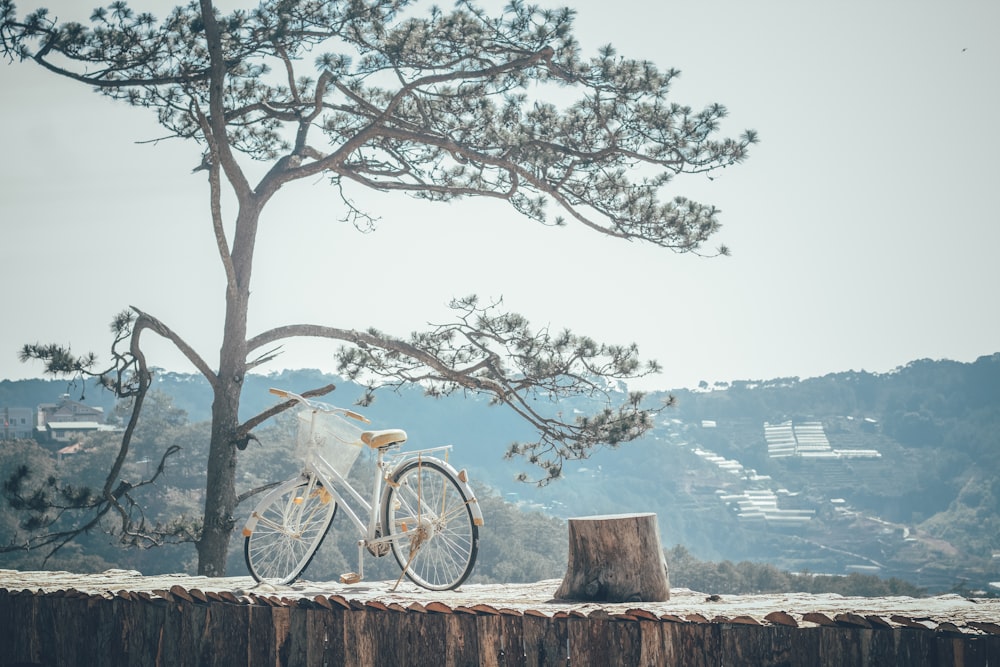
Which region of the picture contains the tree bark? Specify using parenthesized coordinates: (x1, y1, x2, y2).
(554, 513, 670, 603)
(196, 379, 241, 576)
(195, 199, 260, 576)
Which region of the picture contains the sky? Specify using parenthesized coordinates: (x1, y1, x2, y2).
(1, 0, 998, 393)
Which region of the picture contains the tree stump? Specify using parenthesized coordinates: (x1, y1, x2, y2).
(554, 512, 670, 602)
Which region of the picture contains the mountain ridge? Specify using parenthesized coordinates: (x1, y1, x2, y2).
(2, 352, 998, 592)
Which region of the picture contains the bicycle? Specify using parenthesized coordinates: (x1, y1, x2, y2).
(242, 388, 484, 591)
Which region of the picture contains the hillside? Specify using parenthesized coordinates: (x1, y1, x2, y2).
(2, 354, 998, 593)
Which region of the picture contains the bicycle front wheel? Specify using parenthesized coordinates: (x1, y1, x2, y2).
(243, 473, 337, 585)
(382, 458, 479, 591)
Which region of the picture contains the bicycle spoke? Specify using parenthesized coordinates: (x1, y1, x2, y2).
(383, 459, 479, 590)
(244, 477, 337, 585)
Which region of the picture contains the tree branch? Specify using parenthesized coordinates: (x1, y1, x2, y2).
(130, 307, 218, 388)
(233, 382, 336, 449)
(246, 297, 664, 483)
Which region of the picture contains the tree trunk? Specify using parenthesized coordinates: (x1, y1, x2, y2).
(196, 379, 241, 577)
(554, 513, 670, 603)
(195, 203, 259, 576)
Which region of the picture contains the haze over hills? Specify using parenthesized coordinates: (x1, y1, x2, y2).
(2, 353, 998, 593)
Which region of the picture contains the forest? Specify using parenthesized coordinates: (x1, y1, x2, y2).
(1, 352, 998, 596)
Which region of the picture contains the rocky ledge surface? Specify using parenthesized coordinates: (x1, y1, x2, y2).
(2, 569, 998, 635)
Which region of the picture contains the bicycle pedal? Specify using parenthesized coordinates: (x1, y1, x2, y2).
(340, 572, 362, 585)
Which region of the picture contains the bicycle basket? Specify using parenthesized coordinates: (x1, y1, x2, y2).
(296, 408, 364, 476)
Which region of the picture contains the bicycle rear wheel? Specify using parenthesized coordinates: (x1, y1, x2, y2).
(243, 473, 336, 585)
(382, 458, 479, 590)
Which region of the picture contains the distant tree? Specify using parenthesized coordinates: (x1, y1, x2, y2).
(665, 546, 926, 597)
(1, 0, 755, 575)
(0, 439, 59, 557)
(0, 391, 203, 568)
(474, 490, 567, 583)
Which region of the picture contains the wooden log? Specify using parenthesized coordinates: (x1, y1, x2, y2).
(444, 612, 481, 666)
(554, 513, 670, 603)
(522, 613, 567, 667)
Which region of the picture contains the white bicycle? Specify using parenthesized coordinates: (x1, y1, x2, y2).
(242, 388, 484, 591)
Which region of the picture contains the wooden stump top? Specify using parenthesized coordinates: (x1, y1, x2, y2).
(565, 512, 656, 521)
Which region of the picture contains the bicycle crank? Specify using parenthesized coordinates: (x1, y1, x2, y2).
(366, 525, 392, 557)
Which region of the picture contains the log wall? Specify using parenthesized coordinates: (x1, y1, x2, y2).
(2, 587, 999, 667)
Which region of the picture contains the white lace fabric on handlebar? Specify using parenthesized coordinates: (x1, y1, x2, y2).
(296, 408, 364, 476)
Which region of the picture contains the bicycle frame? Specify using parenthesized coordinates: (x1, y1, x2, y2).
(304, 437, 458, 569)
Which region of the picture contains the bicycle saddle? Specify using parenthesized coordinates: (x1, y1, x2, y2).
(361, 429, 407, 449)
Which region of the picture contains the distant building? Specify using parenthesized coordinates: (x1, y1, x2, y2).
(1, 406, 34, 440)
(764, 420, 881, 460)
(36, 395, 105, 444)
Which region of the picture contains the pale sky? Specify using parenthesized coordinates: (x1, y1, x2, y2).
(1, 0, 998, 392)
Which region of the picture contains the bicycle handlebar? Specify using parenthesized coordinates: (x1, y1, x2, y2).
(269, 387, 371, 424)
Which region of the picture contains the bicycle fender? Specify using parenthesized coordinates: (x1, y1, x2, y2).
(389, 456, 485, 527)
(241, 476, 308, 536)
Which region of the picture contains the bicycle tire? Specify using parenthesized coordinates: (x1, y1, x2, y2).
(382, 458, 479, 590)
(243, 474, 337, 585)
